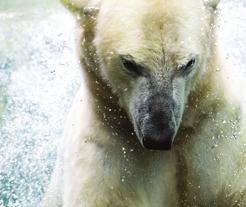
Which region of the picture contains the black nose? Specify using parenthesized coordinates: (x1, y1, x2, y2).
(141, 112, 175, 150)
(142, 130, 174, 150)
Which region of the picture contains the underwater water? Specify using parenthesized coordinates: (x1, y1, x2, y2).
(0, 1, 81, 206)
(0, 0, 245, 206)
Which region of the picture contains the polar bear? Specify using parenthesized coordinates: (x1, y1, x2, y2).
(41, 0, 246, 206)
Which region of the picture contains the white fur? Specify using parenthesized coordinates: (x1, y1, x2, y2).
(41, 0, 246, 206)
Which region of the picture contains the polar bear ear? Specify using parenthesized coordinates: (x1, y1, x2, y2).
(204, 0, 220, 10)
(61, 0, 100, 17)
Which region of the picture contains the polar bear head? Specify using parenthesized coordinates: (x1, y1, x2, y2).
(63, 0, 220, 150)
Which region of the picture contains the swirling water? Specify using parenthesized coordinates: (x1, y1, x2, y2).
(0, 0, 245, 206)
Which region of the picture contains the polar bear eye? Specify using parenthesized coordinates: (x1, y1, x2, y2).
(186, 58, 196, 69)
(120, 56, 143, 77)
(179, 57, 197, 74)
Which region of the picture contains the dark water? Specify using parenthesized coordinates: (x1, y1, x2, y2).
(0, 0, 245, 206)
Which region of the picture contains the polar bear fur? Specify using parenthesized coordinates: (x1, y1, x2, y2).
(41, 0, 246, 206)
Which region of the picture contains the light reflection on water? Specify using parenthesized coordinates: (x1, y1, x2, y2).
(0, 4, 80, 207)
(0, 1, 245, 206)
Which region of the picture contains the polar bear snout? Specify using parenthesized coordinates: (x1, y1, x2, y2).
(140, 111, 176, 150)
(132, 89, 179, 151)
(142, 126, 175, 150)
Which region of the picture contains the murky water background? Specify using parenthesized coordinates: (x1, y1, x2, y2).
(0, 0, 245, 206)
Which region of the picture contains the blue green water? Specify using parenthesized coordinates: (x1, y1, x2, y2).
(0, 0, 58, 11)
(0, 1, 81, 206)
(0, 0, 245, 206)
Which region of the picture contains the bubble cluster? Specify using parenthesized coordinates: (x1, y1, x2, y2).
(0, 3, 80, 207)
(218, 0, 246, 74)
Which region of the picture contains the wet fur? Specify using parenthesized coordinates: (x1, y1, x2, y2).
(41, 0, 246, 206)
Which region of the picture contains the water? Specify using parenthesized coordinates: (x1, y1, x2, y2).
(0, 1, 81, 206)
(219, 1, 246, 71)
(0, 0, 245, 206)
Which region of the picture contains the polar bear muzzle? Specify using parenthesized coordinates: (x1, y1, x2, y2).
(140, 107, 176, 150)
(131, 80, 181, 151)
